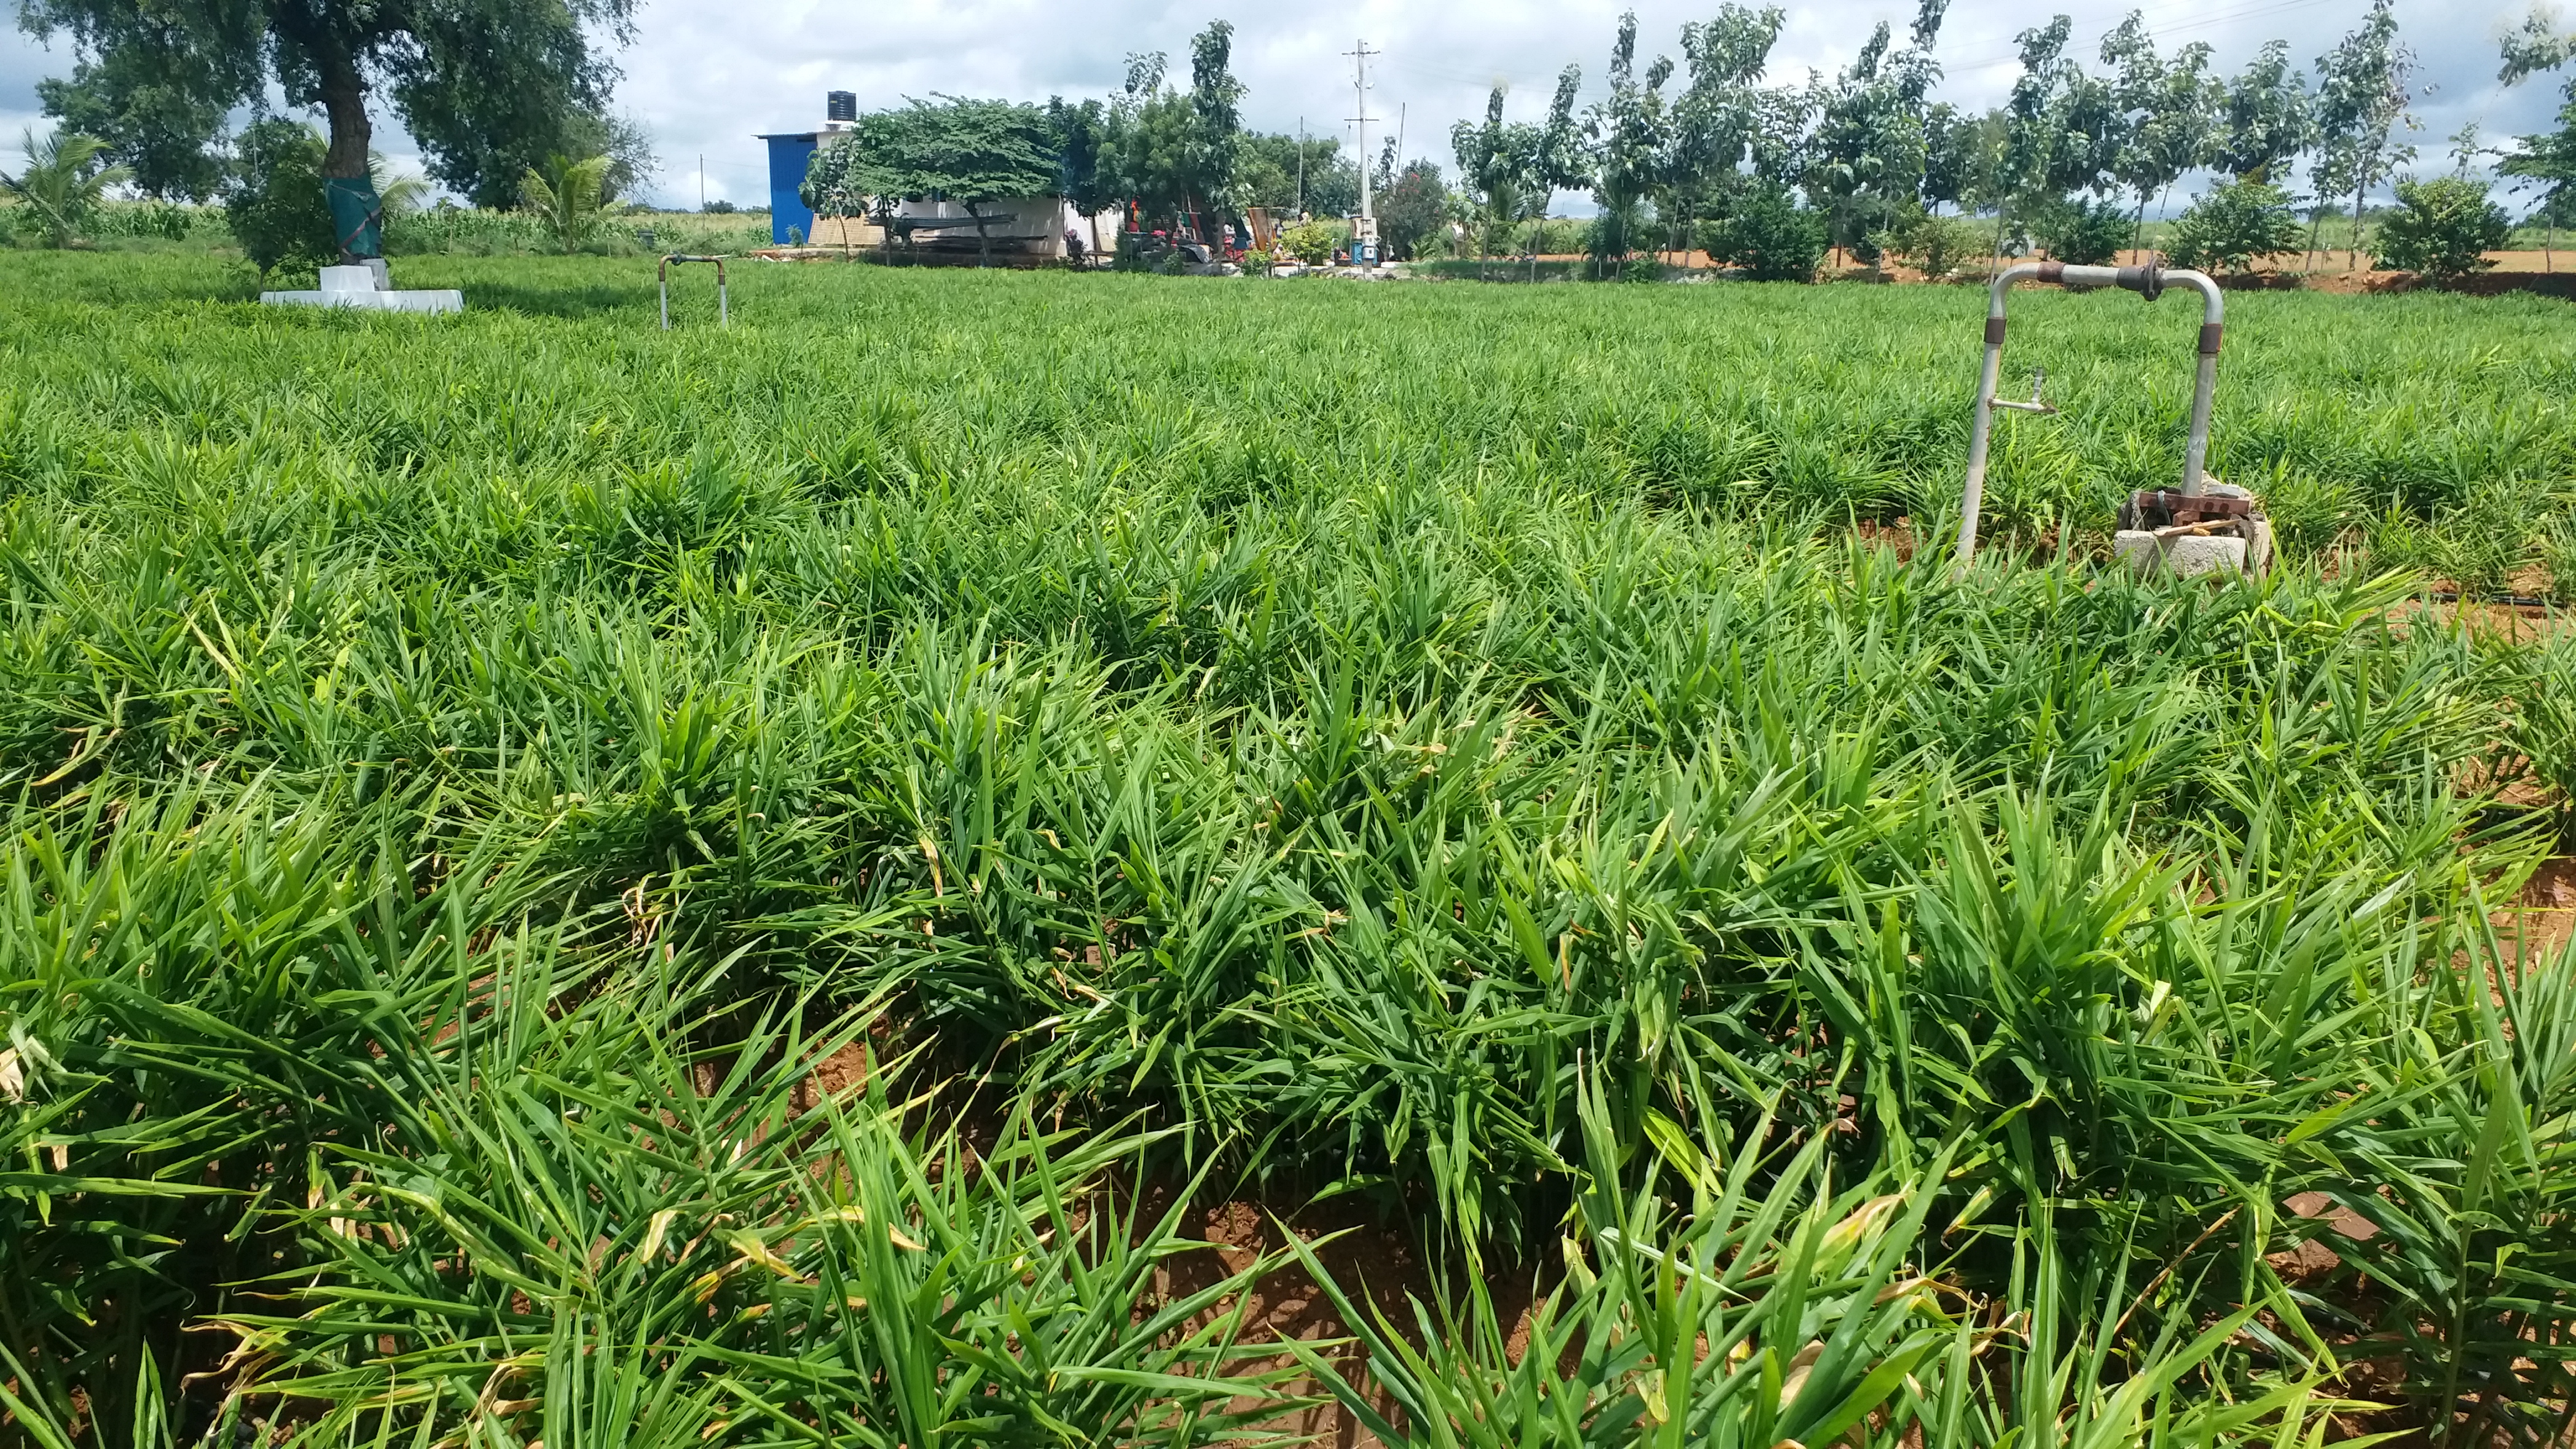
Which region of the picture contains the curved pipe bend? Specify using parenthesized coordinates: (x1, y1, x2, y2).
(1953, 261, 2222, 571)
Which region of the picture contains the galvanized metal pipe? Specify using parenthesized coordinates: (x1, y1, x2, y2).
(2168, 269, 2222, 496)
(659, 254, 733, 331)
(1952, 260, 2224, 570)
(1953, 262, 2042, 571)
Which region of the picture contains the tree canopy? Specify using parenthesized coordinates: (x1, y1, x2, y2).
(1237, 132, 1356, 218)
(2313, 0, 2418, 266)
(2217, 39, 2312, 182)
(2498, 4, 2576, 240)
(17, 0, 639, 255)
(33, 37, 229, 199)
(803, 96, 1062, 265)
(2101, 12, 2219, 245)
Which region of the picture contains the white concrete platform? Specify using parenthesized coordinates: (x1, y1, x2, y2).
(2116, 529, 2252, 577)
(262, 264, 462, 315)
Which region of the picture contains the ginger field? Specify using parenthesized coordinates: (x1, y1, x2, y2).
(4, 252, 2576, 1447)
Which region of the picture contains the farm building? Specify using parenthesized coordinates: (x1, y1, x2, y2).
(759, 92, 1100, 261)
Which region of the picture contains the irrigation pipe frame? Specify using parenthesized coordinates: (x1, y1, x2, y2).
(660, 253, 730, 330)
(1954, 259, 2223, 570)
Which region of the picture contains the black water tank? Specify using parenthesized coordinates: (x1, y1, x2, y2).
(826, 91, 857, 122)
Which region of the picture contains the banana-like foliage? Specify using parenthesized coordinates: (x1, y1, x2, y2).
(1, 129, 129, 248)
(519, 153, 622, 254)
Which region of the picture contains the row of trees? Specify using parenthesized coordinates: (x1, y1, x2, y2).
(1437, 0, 2439, 276)
(791, 1, 2560, 282)
(25, 0, 2566, 280)
(1427, 0, 2576, 282)
(802, 24, 1388, 266)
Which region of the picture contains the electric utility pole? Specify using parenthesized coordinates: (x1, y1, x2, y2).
(1347, 39, 1379, 252)
(1296, 117, 1306, 217)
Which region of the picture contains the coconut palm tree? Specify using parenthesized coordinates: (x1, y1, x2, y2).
(369, 151, 431, 219)
(2, 129, 130, 248)
(519, 152, 621, 253)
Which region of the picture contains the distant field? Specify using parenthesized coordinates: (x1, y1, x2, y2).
(8, 250, 2568, 581)
(4, 251, 2575, 1446)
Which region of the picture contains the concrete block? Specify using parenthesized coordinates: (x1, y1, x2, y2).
(2114, 529, 2253, 578)
(264, 260, 461, 314)
(2245, 519, 2273, 577)
(2164, 533, 2248, 576)
(261, 287, 464, 314)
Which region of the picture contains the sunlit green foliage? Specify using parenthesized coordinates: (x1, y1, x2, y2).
(1, 252, 2573, 1446)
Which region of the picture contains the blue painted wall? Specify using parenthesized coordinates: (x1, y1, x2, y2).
(763, 134, 817, 244)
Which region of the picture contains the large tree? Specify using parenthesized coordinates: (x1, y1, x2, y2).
(1088, 24, 1244, 235)
(2313, 0, 2417, 268)
(2498, 4, 2576, 266)
(1182, 20, 1243, 217)
(1665, 4, 1787, 250)
(1583, 11, 1673, 274)
(2216, 39, 2313, 183)
(1801, 0, 1947, 263)
(16, 0, 637, 260)
(804, 97, 1060, 267)
(2100, 12, 2219, 254)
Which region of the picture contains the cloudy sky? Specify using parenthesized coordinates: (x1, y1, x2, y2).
(1, 0, 2565, 212)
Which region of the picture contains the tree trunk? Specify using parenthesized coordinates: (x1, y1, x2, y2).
(970, 202, 991, 268)
(2350, 173, 2367, 271)
(313, 36, 381, 264)
(316, 43, 370, 181)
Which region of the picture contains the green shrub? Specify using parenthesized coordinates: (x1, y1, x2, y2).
(1278, 219, 1336, 265)
(2373, 176, 2511, 287)
(224, 119, 334, 277)
(1875, 209, 1984, 279)
(1703, 187, 1826, 281)
(2165, 180, 2303, 274)
(2038, 195, 2132, 265)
